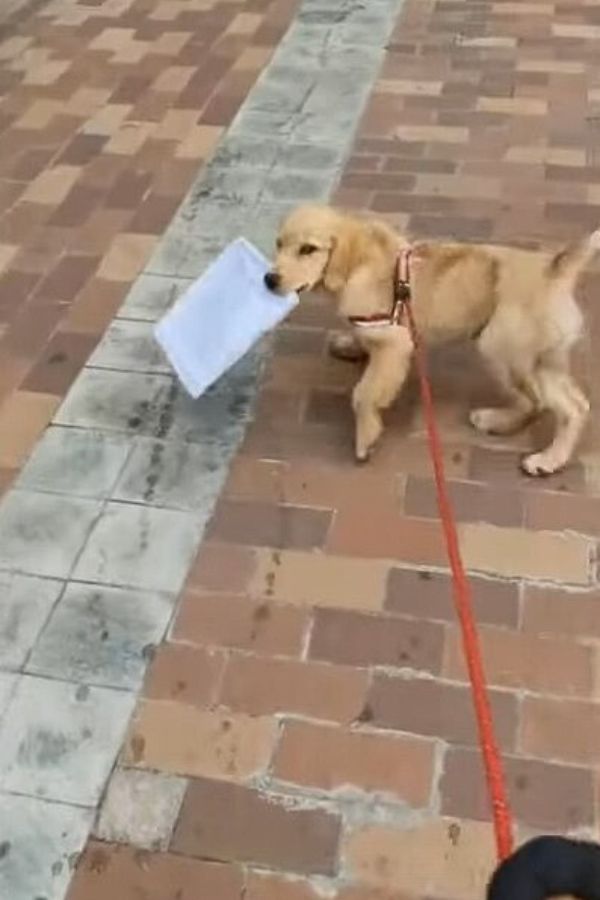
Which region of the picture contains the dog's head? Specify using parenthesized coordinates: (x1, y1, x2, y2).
(264, 205, 341, 295)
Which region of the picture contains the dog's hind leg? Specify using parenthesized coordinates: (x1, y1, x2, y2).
(470, 326, 538, 435)
(352, 329, 413, 461)
(521, 364, 589, 476)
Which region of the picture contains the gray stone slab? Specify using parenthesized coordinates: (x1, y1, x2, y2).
(0, 673, 18, 718)
(72, 502, 203, 593)
(54, 368, 178, 437)
(144, 228, 219, 278)
(241, 202, 291, 256)
(112, 438, 229, 513)
(27, 583, 174, 690)
(179, 165, 265, 216)
(242, 78, 317, 116)
(0, 794, 92, 900)
(228, 106, 299, 140)
(275, 141, 346, 172)
(0, 491, 101, 579)
(95, 768, 186, 850)
(295, 0, 401, 38)
(0, 574, 63, 671)
(171, 198, 250, 241)
(117, 274, 192, 322)
(87, 320, 170, 374)
(210, 134, 281, 170)
(275, 34, 381, 73)
(259, 169, 334, 203)
(53, 366, 257, 448)
(0, 676, 135, 805)
(17, 426, 131, 499)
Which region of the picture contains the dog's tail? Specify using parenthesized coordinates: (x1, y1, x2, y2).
(549, 227, 600, 281)
(487, 836, 600, 900)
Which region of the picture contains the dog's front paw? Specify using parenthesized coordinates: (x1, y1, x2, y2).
(521, 450, 563, 477)
(354, 420, 382, 464)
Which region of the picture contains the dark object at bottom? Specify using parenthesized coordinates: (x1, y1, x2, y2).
(488, 837, 600, 900)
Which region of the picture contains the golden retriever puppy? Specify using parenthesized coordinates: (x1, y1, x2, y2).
(264, 204, 595, 475)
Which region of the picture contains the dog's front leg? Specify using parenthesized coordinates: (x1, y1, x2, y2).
(352, 327, 413, 462)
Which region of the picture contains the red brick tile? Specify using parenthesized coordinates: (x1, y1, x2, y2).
(245, 872, 324, 900)
(309, 608, 445, 673)
(206, 499, 332, 550)
(404, 476, 524, 527)
(520, 695, 600, 765)
(273, 720, 435, 806)
(34, 254, 99, 302)
(2, 301, 64, 359)
(522, 585, 600, 641)
(341, 171, 416, 193)
(171, 778, 341, 875)
(63, 278, 127, 334)
(440, 746, 595, 831)
(185, 541, 257, 593)
(252, 387, 305, 424)
(328, 507, 447, 567)
(58, 133, 107, 165)
(129, 192, 180, 234)
(524, 490, 600, 536)
(21, 331, 97, 394)
(173, 589, 307, 655)
(367, 673, 518, 749)
(219, 653, 369, 723)
(201, 89, 246, 125)
(105, 169, 153, 210)
(0, 466, 16, 496)
(123, 699, 276, 781)
(224, 457, 399, 511)
(0, 270, 40, 322)
(144, 642, 226, 708)
(10, 148, 57, 180)
(385, 567, 520, 627)
(48, 184, 104, 228)
(66, 842, 242, 900)
(444, 625, 595, 698)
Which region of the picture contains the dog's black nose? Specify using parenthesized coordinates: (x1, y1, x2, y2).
(264, 271, 280, 291)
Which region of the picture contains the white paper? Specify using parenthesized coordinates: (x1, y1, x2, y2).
(154, 238, 298, 398)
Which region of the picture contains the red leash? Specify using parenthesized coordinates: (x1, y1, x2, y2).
(398, 251, 514, 862)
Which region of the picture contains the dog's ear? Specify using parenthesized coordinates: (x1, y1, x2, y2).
(323, 222, 358, 293)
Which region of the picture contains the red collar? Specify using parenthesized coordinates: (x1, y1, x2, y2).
(348, 248, 413, 329)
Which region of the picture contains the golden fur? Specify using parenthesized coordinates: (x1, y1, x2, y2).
(266, 204, 596, 475)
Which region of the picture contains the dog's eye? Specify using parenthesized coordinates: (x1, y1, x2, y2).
(276, 239, 283, 250)
(299, 243, 318, 256)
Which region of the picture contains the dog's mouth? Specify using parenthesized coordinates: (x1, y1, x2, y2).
(297, 283, 310, 294)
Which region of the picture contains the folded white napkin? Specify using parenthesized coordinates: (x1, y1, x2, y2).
(154, 238, 298, 398)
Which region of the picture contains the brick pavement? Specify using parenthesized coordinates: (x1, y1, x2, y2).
(3, 0, 600, 897)
(69, 0, 600, 893)
(0, 0, 296, 496)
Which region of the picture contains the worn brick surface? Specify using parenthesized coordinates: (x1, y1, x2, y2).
(66, 843, 243, 900)
(171, 777, 341, 875)
(44, 0, 600, 893)
(219, 653, 369, 723)
(273, 720, 435, 806)
(122, 700, 277, 780)
(441, 746, 595, 831)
